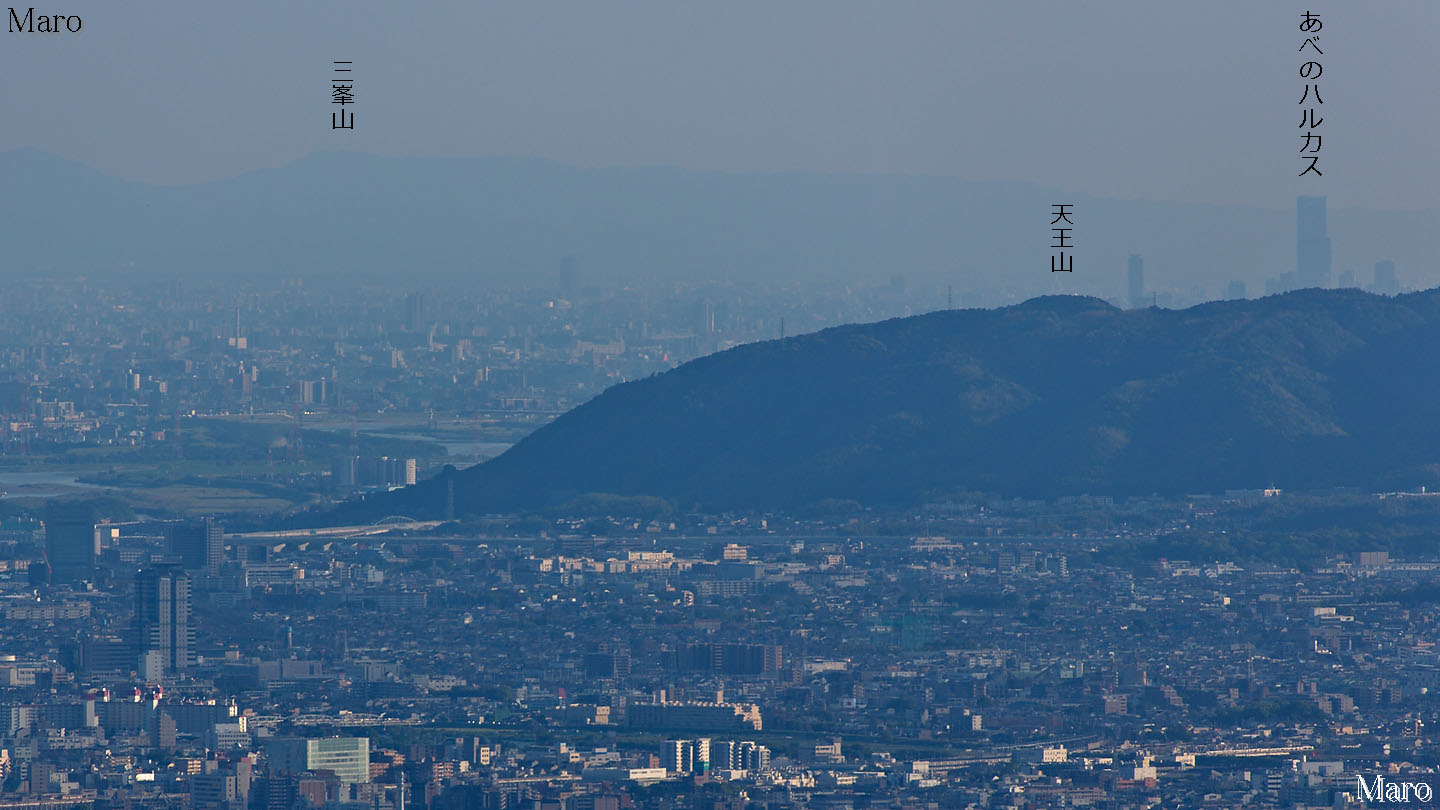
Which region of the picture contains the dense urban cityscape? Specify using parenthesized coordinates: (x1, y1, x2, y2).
(0, 239, 1434, 810)
(7, 3, 1439, 808)
(10, 487, 1440, 809)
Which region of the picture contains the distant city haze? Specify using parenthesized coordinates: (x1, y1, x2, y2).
(2, 149, 1435, 301)
(1, 0, 1436, 211)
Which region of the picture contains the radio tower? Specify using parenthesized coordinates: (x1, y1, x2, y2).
(473, 412, 483, 462)
(290, 389, 304, 464)
(173, 410, 183, 459)
(349, 407, 360, 459)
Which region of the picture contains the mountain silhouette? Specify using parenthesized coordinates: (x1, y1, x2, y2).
(337, 288, 1440, 516)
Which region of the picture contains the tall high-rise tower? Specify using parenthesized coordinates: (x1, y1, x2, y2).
(166, 517, 223, 575)
(1126, 255, 1145, 309)
(1296, 196, 1332, 289)
(558, 255, 579, 296)
(403, 292, 426, 332)
(135, 567, 194, 676)
(45, 503, 100, 584)
(1374, 260, 1399, 296)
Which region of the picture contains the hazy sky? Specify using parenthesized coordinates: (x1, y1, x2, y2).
(1, 1, 1435, 209)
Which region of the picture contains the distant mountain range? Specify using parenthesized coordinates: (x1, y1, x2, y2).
(337, 288, 1440, 517)
(3, 148, 1437, 296)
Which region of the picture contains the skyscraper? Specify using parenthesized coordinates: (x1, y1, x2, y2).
(1296, 196, 1332, 289)
(558, 255, 579, 296)
(45, 503, 100, 584)
(403, 292, 426, 332)
(166, 517, 223, 575)
(1126, 254, 1144, 309)
(1374, 260, 1399, 296)
(135, 567, 194, 676)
